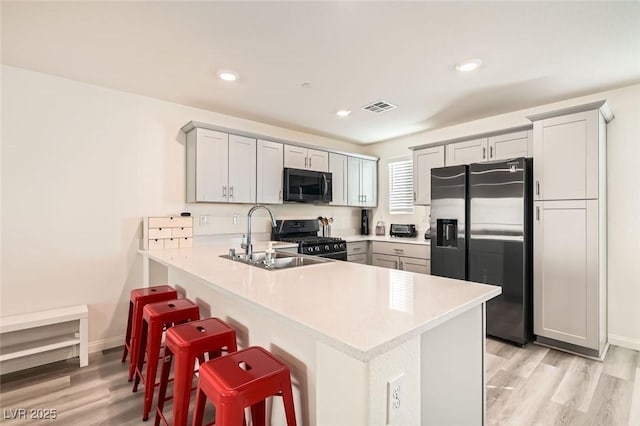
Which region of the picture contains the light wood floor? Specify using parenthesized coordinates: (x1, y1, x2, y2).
(1, 340, 639, 425)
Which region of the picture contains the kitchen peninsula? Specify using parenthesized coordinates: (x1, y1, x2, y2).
(141, 243, 500, 425)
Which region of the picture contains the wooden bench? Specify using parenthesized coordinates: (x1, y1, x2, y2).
(0, 305, 88, 373)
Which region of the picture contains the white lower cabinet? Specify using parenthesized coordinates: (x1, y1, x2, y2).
(371, 242, 430, 274)
(347, 241, 369, 264)
(533, 200, 603, 352)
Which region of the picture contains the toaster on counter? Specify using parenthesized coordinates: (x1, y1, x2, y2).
(389, 224, 417, 238)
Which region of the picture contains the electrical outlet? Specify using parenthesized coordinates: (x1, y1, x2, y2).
(233, 214, 239, 225)
(387, 373, 404, 424)
(199, 215, 210, 226)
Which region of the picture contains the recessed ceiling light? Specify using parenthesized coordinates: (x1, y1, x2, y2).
(217, 70, 239, 82)
(455, 59, 482, 72)
(336, 110, 351, 117)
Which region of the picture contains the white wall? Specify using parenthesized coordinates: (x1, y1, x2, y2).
(366, 83, 640, 350)
(0, 65, 365, 350)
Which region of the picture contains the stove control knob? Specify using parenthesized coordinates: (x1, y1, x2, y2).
(324, 245, 330, 251)
(339, 243, 345, 249)
(314, 246, 320, 252)
(334, 244, 338, 249)
(307, 247, 313, 253)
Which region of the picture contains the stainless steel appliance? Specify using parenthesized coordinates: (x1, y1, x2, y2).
(390, 224, 417, 238)
(430, 158, 533, 345)
(272, 219, 347, 261)
(361, 209, 370, 235)
(283, 168, 332, 203)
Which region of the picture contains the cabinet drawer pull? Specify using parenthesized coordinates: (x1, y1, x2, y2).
(490, 146, 493, 158)
(353, 247, 361, 251)
(394, 248, 404, 254)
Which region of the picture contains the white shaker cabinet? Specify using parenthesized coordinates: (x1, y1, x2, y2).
(371, 242, 431, 274)
(329, 152, 348, 206)
(412, 145, 445, 205)
(445, 138, 488, 166)
(488, 130, 532, 161)
(347, 157, 377, 207)
(529, 101, 612, 359)
(284, 145, 329, 172)
(186, 128, 256, 203)
(347, 241, 369, 264)
(533, 200, 602, 350)
(532, 110, 601, 201)
(257, 139, 284, 204)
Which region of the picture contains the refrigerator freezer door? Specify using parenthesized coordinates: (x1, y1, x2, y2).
(468, 158, 532, 345)
(430, 165, 468, 280)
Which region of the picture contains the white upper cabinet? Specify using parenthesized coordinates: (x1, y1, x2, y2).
(187, 129, 228, 203)
(488, 130, 532, 161)
(228, 135, 257, 203)
(413, 145, 445, 205)
(532, 110, 600, 201)
(284, 145, 329, 172)
(186, 128, 256, 203)
(347, 157, 377, 207)
(445, 138, 488, 166)
(329, 152, 348, 206)
(256, 139, 283, 204)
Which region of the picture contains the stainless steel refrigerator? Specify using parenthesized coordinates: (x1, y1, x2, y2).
(430, 158, 533, 345)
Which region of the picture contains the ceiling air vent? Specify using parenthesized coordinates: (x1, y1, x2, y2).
(361, 100, 398, 113)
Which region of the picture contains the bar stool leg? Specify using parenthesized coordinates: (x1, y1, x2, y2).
(121, 301, 133, 363)
(142, 318, 164, 420)
(154, 346, 174, 426)
(281, 378, 297, 426)
(132, 319, 148, 393)
(250, 400, 266, 426)
(192, 387, 207, 426)
(172, 351, 197, 426)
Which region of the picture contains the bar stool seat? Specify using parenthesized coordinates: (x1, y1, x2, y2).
(192, 346, 297, 426)
(132, 298, 200, 421)
(154, 317, 237, 426)
(122, 285, 178, 381)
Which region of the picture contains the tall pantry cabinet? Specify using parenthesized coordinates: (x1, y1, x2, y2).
(528, 101, 613, 359)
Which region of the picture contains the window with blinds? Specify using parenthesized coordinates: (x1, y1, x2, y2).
(388, 158, 414, 214)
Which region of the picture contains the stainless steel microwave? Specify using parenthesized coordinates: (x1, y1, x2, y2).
(283, 168, 332, 203)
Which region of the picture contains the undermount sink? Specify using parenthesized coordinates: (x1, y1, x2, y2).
(220, 250, 329, 270)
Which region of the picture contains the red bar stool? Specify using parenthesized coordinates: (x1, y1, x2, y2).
(122, 285, 178, 381)
(154, 318, 237, 426)
(192, 346, 297, 426)
(132, 298, 200, 421)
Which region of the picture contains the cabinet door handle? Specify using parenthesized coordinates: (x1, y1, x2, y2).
(222, 185, 227, 198)
(490, 146, 493, 158)
(536, 206, 540, 221)
(279, 190, 282, 201)
(536, 181, 540, 196)
(482, 147, 486, 159)
(309, 157, 312, 168)
(305, 157, 308, 168)
(399, 260, 403, 270)
(414, 191, 417, 202)
(229, 186, 234, 198)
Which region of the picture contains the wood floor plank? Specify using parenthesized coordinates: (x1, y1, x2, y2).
(531, 399, 587, 425)
(551, 355, 604, 412)
(585, 373, 634, 426)
(602, 345, 639, 382)
(502, 342, 549, 379)
(485, 352, 507, 382)
(627, 368, 640, 426)
(486, 369, 525, 413)
(490, 362, 565, 425)
(486, 338, 520, 360)
(541, 348, 576, 371)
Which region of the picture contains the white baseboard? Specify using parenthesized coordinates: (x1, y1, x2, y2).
(609, 334, 640, 352)
(88, 335, 124, 353)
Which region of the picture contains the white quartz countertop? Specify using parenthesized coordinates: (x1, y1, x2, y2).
(342, 234, 431, 245)
(142, 243, 499, 360)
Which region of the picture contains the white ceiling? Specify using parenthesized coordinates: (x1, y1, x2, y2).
(2, 2, 639, 144)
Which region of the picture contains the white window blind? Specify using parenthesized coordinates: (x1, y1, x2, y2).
(388, 158, 414, 214)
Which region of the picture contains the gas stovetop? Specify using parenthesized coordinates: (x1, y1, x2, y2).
(272, 219, 346, 256)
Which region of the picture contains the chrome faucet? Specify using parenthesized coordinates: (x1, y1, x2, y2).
(242, 205, 277, 259)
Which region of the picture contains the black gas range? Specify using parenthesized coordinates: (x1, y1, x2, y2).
(272, 219, 347, 261)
